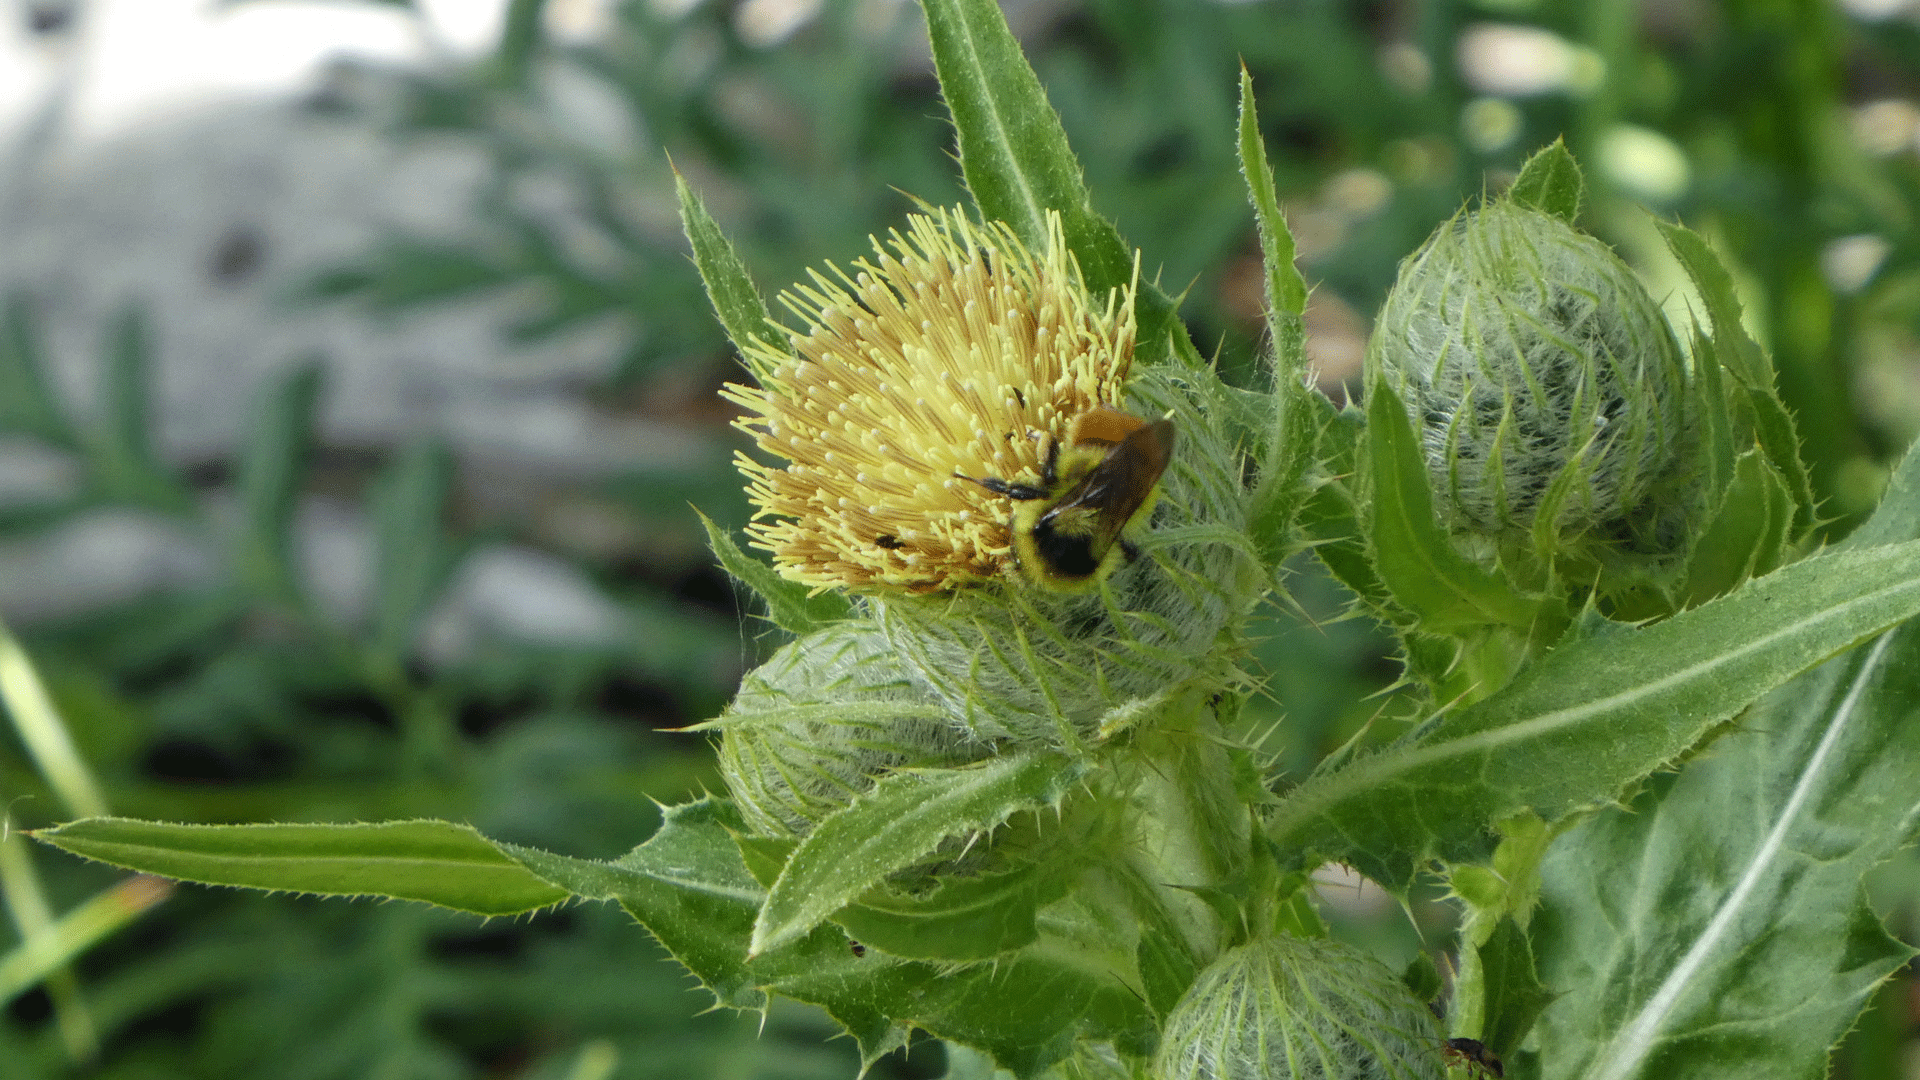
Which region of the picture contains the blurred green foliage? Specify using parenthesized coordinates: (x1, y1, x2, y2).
(6, 0, 1920, 1075)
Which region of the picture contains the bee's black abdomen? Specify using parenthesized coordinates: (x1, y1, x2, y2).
(1031, 523, 1101, 579)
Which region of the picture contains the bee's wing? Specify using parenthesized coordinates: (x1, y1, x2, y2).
(1044, 419, 1176, 547)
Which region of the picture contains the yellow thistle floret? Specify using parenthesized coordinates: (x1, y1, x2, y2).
(723, 208, 1137, 594)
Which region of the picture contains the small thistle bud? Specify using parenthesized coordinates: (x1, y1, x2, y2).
(1155, 936, 1444, 1080)
(715, 622, 986, 836)
(1368, 199, 1687, 538)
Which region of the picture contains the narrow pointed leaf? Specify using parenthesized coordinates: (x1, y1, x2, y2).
(31, 818, 570, 915)
(920, 0, 1130, 294)
(700, 511, 851, 635)
(99, 307, 156, 478)
(0, 295, 77, 447)
(236, 363, 322, 603)
(1477, 918, 1554, 1059)
(1236, 67, 1319, 571)
(1529, 624, 1920, 1080)
(1745, 387, 1815, 531)
(88, 307, 185, 508)
(1235, 68, 1307, 321)
(675, 169, 783, 362)
(371, 439, 460, 655)
(832, 859, 1070, 961)
(1364, 379, 1544, 631)
(1267, 537, 1920, 886)
(1681, 449, 1793, 605)
(1658, 222, 1770, 388)
(0, 874, 172, 1002)
(1659, 222, 1813, 526)
(752, 750, 1079, 954)
(919, 0, 1179, 350)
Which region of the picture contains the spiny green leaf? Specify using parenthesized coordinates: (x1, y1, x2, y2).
(1267, 537, 1920, 887)
(886, 950, 1155, 1078)
(1476, 918, 1554, 1060)
(1529, 623, 1920, 1080)
(700, 510, 852, 635)
(1842, 439, 1920, 550)
(752, 750, 1080, 955)
(1363, 378, 1546, 632)
(1235, 68, 1307, 322)
(30, 818, 569, 916)
(1658, 222, 1814, 530)
(1681, 449, 1794, 606)
(920, 0, 1179, 350)
(1744, 387, 1816, 534)
(1236, 67, 1319, 574)
(921, 0, 1128, 293)
(756, 954, 923, 1072)
(605, 798, 771, 1010)
(833, 859, 1070, 962)
(1658, 222, 1769, 388)
(1507, 139, 1585, 222)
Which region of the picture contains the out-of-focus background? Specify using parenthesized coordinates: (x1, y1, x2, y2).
(2, 0, 1920, 1076)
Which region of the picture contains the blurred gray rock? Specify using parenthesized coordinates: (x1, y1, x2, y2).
(0, 18, 711, 628)
(0, 506, 215, 619)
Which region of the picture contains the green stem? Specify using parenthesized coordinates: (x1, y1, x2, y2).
(0, 833, 109, 1061)
(0, 615, 107, 819)
(1125, 687, 1248, 959)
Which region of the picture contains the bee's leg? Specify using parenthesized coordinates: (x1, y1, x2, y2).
(1119, 539, 1142, 563)
(954, 473, 1049, 501)
(1038, 434, 1061, 488)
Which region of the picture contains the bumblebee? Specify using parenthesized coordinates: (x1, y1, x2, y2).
(1441, 1038, 1503, 1079)
(959, 406, 1175, 592)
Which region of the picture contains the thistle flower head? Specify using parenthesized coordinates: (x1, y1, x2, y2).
(725, 208, 1136, 594)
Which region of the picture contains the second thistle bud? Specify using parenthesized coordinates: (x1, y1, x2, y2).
(714, 622, 986, 836)
(1154, 935, 1444, 1080)
(1368, 198, 1687, 540)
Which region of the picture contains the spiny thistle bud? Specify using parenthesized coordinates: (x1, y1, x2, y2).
(1155, 936, 1444, 1080)
(1368, 199, 1687, 539)
(713, 622, 987, 836)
